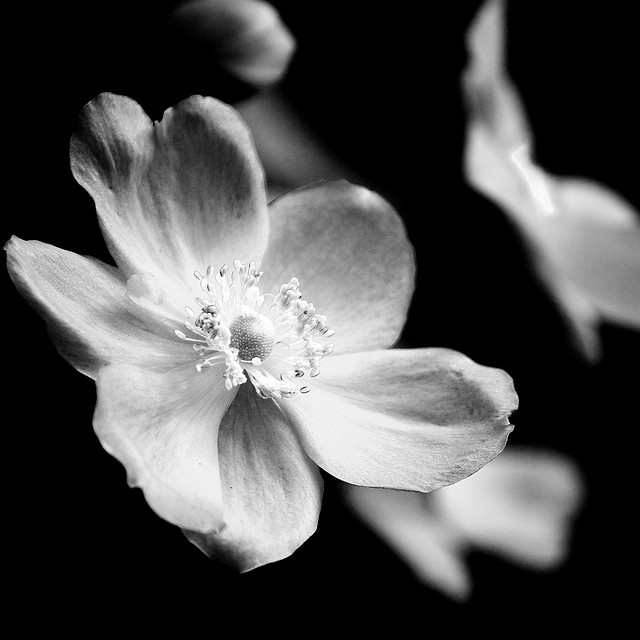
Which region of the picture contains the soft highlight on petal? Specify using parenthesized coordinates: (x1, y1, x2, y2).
(93, 362, 236, 533)
(184, 383, 323, 571)
(5, 237, 190, 378)
(281, 348, 517, 492)
(70, 92, 269, 313)
(259, 180, 416, 355)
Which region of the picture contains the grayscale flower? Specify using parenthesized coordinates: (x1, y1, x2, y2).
(5, 92, 518, 571)
(462, 0, 640, 360)
(345, 446, 584, 601)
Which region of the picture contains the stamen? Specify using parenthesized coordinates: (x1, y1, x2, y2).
(178, 260, 335, 400)
(194, 303, 221, 338)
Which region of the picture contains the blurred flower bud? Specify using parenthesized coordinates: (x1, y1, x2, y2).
(167, 0, 296, 89)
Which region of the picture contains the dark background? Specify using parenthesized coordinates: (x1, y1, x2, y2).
(4, 1, 638, 633)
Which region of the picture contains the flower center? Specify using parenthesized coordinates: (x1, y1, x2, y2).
(175, 260, 335, 400)
(229, 312, 276, 362)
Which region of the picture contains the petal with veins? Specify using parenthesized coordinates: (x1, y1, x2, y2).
(5, 237, 190, 378)
(70, 92, 269, 313)
(93, 362, 236, 534)
(281, 348, 517, 491)
(259, 180, 415, 355)
(185, 383, 323, 572)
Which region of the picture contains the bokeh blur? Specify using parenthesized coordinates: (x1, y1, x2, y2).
(3, 0, 637, 633)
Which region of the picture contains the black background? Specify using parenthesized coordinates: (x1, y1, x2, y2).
(4, 1, 638, 633)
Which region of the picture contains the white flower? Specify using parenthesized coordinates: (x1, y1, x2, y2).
(5, 92, 518, 571)
(462, 0, 640, 360)
(344, 446, 584, 601)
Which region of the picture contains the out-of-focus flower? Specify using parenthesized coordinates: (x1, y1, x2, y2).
(166, 0, 296, 90)
(236, 90, 364, 200)
(344, 446, 584, 601)
(462, 0, 640, 360)
(5, 93, 518, 571)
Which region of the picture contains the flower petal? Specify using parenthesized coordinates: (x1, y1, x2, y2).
(93, 362, 236, 533)
(70, 92, 269, 312)
(343, 446, 584, 599)
(184, 383, 323, 572)
(463, 0, 529, 153)
(259, 180, 415, 354)
(281, 348, 517, 492)
(433, 446, 585, 569)
(546, 275, 602, 362)
(168, 0, 296, 88)
(343, 484, 472, 601)
(235, 91, 364, 195)
(5, 237, 190, 378)
(544, 178, 640, 328)
(462, 0, 640, 349)
(462, 0, 552, 240)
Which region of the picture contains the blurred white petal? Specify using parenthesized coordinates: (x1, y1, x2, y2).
(168, 0, 296, 88)
(344, 446, 584, 600)
(463, 0, 640, 359)
(344, 485, 472, 601)
(432, 447, 585, 570)
(236, 90, 364, 197)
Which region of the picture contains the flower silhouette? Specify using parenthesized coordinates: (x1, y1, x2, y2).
(344, 446, 584, 601)
(463, 0, 640, 360)
(5, 92, 518, 571)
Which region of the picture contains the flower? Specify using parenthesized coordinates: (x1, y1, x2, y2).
(462, 0, 640, 360)
(5, 92, 518, 571)
(166, 0, 296, 89)
(344, 446, 584, 601)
